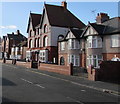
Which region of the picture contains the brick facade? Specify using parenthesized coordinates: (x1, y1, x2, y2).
(80, 53, 86, 68)
(58, 53, 68, 66)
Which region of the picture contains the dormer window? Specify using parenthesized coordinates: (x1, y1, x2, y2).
(58, 35, 64, 41)
(44, 24, 48, 33)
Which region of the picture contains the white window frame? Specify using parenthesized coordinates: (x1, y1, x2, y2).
(61, 42, 65, 50)
(39, 50, 48, 62)
(87, 36, 102, 48)
(68, 54, 80, 66)
(87, 54, 102, 68)
(111, 35, 120, 47)
(68, 39, 80, 50)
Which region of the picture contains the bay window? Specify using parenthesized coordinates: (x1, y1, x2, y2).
(111, 35, 120, 47)
(87, 54, 102, 68)
(68, 39, 80, 49)
(60, 42, 65, 50)
(87, 36, 102, 48)
(68, 54, 80, 66)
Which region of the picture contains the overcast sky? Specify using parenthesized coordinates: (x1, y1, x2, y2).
(0, 1, 118, 37)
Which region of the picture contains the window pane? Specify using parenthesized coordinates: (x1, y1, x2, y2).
(98, 55, 102, 59)
(111, 35, 119, 47)
(98, 37, 102, 48)
(72, 39, 74, 49)
(92, 39, 96, 48)
(71, 55, 74, 65)
(93, 58, 97, 67)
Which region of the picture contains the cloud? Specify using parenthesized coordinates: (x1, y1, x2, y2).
(0, 25, 17, 29)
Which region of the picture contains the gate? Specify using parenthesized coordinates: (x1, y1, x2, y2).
(73, 67, 88, 78)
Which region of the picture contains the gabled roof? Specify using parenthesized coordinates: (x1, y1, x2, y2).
(81, 17, 120, 37)
(27, 13, 42, 33)
(90, 23, 105, 34)
(70, 28, 83, 39)
(59, 28, 83, 42)
(7, 33, 27, 42)
(40, 4, 85, 28)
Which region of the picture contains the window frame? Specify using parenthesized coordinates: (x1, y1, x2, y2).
(111, 35, 120, 47)
(87, 54, 102, 68)
(87, 36, 102, 48)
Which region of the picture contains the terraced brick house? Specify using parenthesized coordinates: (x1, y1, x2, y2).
(2, 30, 27, 59)
(27, 1, 85, 63)
(81, 13, 120, 68)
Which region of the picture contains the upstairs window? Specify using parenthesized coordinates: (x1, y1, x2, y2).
(29, 30, 32, 37)
(43, 36, 48, 47)
(38, 38, 40, 47)
(44, 24, 48, 33)
(38, 28, 39, 35)
(60, 42, 65, 50)
(29, 39, 33, 48)
(35, 38, 37, 48)
(68, 39, 80, 49)
(87, 36, 102, 48)
(111, 35, 120, 47)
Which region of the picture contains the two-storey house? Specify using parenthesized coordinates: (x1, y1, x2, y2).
(58, 28, 84, 66)
(81, 13, 120, 68)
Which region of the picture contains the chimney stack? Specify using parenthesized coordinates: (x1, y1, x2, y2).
(12, 32, 14, 35)
(17, 30, 20, 35)
(96, 13, 109, 24)
(61, 1, 67, 9)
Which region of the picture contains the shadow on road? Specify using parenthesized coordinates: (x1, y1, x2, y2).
(2, 97, 16, 103)
(1, 78, 16, 86)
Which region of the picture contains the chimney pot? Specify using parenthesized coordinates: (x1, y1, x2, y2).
(17, 30, 20, 35)
(61, 1, 67, 9)
(96, 12, 109, 24)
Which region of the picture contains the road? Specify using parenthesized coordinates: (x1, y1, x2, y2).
(1, 63, 119, 103)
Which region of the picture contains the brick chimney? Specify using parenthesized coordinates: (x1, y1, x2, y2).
(96, 13, 109, 24)
(61, 1, 67, 9)
(12, 32, 14, 35)
(16, 30, 20, 35)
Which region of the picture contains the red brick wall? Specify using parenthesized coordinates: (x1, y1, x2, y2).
(38, 63, 73, 75)
(99, 61, 120, 81)
(80, 53, 86, 68)
(88, 61, 120, 82)
(16, 61, 31, 68)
